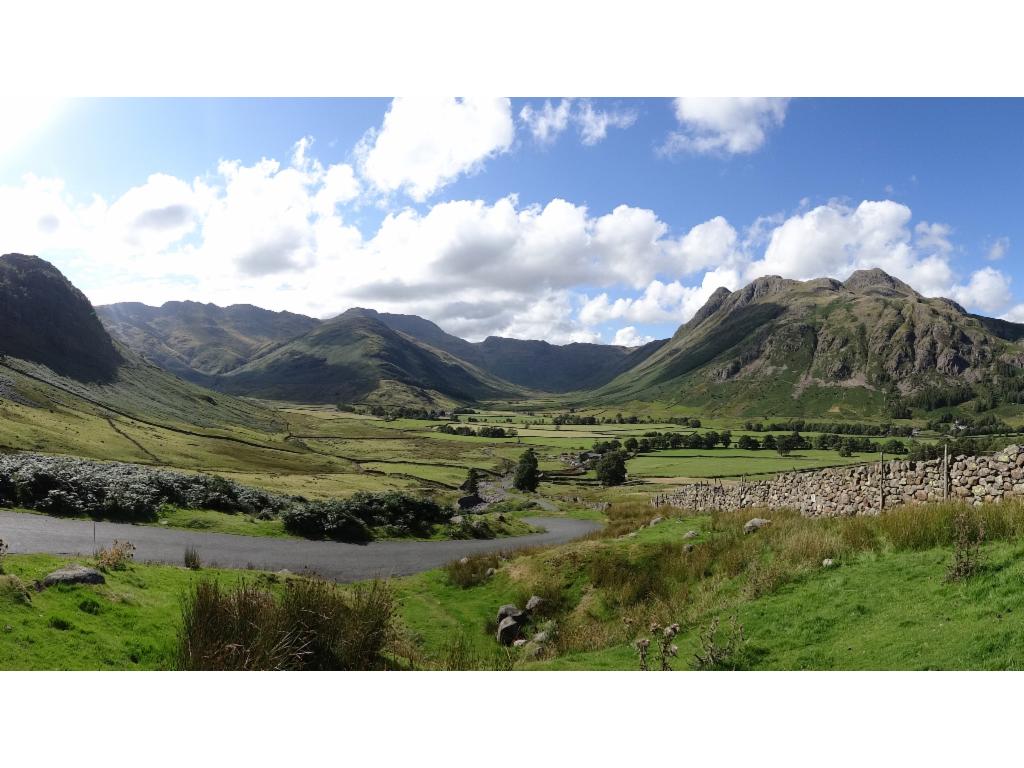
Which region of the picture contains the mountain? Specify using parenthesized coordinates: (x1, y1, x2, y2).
(0, 253, 123, 382)
(97, 301, 320, 382)
(591, 268, 1024, 416)
(346, 307, 667, 393)
(214, 310, 519, 406)
(0, 253, 280, 434)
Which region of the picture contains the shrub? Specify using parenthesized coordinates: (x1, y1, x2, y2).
(281, 492, 448, 541)
(444, 553, 501, 588)
(947, 506, 985, 582)
(596, 451, 628, 486)
(177, 577, 395, 671)
(48, 616, 73, 631)
(0, 574, 31, 605)
(95, 540, 136, 571)
(693, 614, 746, 670)
(78, 597, 102, 615)
(184, 546, 202, 570)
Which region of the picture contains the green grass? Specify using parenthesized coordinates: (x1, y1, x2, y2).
(0, 553, 268, 670)
(153, 506, 290, 538)
(626, 448, 872, 478)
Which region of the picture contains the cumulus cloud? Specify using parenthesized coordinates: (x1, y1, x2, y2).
(612, 326, 655, 347)
(520, 99, 636, 146)
(662, 97, 789, 155)
(947, 267, 1013, 314)
(356, 98, 514, 201)
(3, 134, 1018, 346)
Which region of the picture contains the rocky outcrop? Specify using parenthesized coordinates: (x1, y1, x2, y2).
(656, 445, 1024, 516)
(40, 564, 106, 587)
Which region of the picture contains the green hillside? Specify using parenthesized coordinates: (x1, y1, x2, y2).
(590, 269, 1024, 417)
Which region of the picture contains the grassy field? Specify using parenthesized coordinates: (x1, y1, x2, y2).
(626, 448, 873, 479)
(8, 497, 1024, 670)
(0, 553, 259, 670)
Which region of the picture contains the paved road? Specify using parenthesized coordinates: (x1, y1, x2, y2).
(0, 511, 601, 582)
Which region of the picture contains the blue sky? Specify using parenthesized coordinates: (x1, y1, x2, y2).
(0, 97, 1021, 345)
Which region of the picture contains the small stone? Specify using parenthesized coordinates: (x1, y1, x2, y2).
(743, 518, 771, 534)
(822, 558, 835, 568)
(485, 567, 496, 577)
(512, 638, 528, 648)
(683, 530, 699, 539)
(459, 557, 469, 565)
(525, 595, 545, 612)
(649, 516, 663, 527)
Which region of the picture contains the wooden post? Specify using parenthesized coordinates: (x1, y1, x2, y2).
(943, 443, 949, 500)
(879, 451, 885, 511)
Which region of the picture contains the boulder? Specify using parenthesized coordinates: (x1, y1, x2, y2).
(497, 604, 522, 624)
(683, 530, 699, 539)
(40, 564, 105, 588)
(649, 516, 664, 527)
(484, 567, 496, 577)
(743, 518, 771, 534)
(525, 595, 545, 613)
(496, 616, 522, 645)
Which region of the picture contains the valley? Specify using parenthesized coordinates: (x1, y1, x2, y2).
(5, 251, 1024, 671)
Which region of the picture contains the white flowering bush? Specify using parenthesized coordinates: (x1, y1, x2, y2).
(0, 453, 289, 522)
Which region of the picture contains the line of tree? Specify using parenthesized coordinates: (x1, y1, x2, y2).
(436, 424, 518, 438)
(742, 420, 914, 437)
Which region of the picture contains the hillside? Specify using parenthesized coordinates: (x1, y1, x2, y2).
(325, 307, 668, 393)
(591, 268, 1024, 416)
(0, 253, 284, 445)
(0, 253, 123, 382)
(97, 300, 320, 381)
(214, 310, 520, 406)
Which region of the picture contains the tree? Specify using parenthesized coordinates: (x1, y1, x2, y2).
(737, 435, 759, 451)
(762, 434, 778, 451)
(719, 430, 732, 448)
(624, 437, 639, 453)
(596, 451, 628, 486)
(513, 449, 540, 492)
(776, 434, 796, 456)
(462, 467, 480, 495)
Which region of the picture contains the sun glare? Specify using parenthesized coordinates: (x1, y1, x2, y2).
(0, 96, 66, 157)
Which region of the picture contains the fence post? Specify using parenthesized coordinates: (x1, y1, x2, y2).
(943, 443, 949, 500)
(879, 451, 885, 511)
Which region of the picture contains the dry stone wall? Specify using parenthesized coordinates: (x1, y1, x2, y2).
(654, 444, 1024, 516)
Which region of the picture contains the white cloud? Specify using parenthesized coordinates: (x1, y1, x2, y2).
(612, 326, 655, 347)
(356, 98, 514, 201)
(575, 100, 637, 145)
(947, 266, 1013, 314)
(5, 133, 1019, 345)
(987, 236, 1009, 261)
(519, 100, 572, 144)
(662, 97, 789, 155)
(519, 99, 636, 146)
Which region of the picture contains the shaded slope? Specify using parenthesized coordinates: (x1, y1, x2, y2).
(0, 253, 123, 382)
(217, 312, 517, 405)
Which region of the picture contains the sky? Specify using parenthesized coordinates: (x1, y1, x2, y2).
(1, 97, 1022, 347)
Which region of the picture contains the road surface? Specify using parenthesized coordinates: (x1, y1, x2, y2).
(0, 511, 601, 582)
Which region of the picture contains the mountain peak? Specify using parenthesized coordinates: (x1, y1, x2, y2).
(843, 268, 919, 297)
